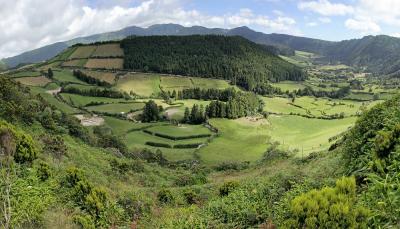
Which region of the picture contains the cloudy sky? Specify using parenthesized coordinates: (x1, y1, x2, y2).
(1, 0, 400, 58)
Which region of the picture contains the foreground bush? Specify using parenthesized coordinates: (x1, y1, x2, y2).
(283, 177, 369, 228)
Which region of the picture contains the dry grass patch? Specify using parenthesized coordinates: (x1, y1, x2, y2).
(62, 59, 87, 67)
(92, 44, 124, 57)
(82, 70, 117, 84)
(84, 58, 123, 69)
(69, 46, 97, 59)
(15, 76, 51, 86)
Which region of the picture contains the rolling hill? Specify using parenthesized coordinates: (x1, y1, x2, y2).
(4, 23, 400, 77)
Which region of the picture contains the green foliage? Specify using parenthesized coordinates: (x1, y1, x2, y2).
(283, 177, 370, 229)
(0, 120, 38, 163)
(219, 181, 239, 197)
(36, 161, 51, 181)
(158, 189, 175, 204)
(142, 100, 161, 122)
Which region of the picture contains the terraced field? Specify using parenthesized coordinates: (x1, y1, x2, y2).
(69, 45, 97, 59)
(82, 70, 117, 84)
(60, 93, 130, 107)
(15, 76, 51, 86)
(115, 73, 161, 97)
(91, 43, 124, 57)
(84, 58, 124, 69)
(62, 59, 88, 67)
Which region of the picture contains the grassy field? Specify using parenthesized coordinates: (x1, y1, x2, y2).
(62, 59, 88, 67)
(160, 76, 192, 91)
(266, 115, 356, 155)
(82, 70, 117, 84)
(53, 69, 89, 85)
(115, 73, 161, 97)
(84, 58, 124, 69)
(15, 76, 51, 86)
(272, 81, 306, 92)
(86, 102, 145, 114)
(146, 124, 212, 138)
(198, 118, 270, 165)
(191, 77, 232, 89)
(60, 93, 130, 107)
(92, 44, 124, 57)
(11, 71, 41, 78)
(29, 87, 79, 114)
(69, 46, 97, 59)
(262, 96, 380, 117)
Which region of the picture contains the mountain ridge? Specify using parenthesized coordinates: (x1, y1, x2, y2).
(3, 23, 400, 76)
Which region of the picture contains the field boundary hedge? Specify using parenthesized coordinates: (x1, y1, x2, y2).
(142, 129, 212, 140)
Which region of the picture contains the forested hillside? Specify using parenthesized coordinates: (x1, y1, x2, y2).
(121, 35, 305, 90)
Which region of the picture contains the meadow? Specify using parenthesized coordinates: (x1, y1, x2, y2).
(86, 102, 145, 114)
(84, 58, 124, 69)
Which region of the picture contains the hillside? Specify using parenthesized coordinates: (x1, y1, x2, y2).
(121, 35, 305, 87)
(5, 24, 400, 76)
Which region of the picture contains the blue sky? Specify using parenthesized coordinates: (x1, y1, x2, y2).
(1, 0, 400, 58)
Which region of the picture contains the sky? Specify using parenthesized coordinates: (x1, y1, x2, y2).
(1, 0, 400, 58)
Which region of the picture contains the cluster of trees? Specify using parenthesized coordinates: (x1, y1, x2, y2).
(181, 89, 262, 123)
(183, 104, 206, 124)
(73, 70, 111, 87)
(61, 86, 129, 99)
(294, 86, 351, 99)
(122, 35, 306, 91)
(175, 87, 240, 101)
(142, 100, 163, 122)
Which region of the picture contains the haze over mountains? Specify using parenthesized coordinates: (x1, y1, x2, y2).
(3, 23, 400, 76)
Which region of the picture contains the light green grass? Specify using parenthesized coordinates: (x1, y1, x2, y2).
(267, 115, 356, 155)
(29, 87, 79, 114)
(69, 46, 97, 59)
(198, 118, 270, 165)
(160, 76, 192, 91)
(60, 93, 131, 107)
(53, 69, 89, 85)
(103, 116, 155, 135)
(147, 124, 212, 138)
(11, 71, 41, 78)
(86, 102, 145, 114)
(115, 73, 161, 97)
(272, 81, 306, 92)
(190, 77, 232, 89)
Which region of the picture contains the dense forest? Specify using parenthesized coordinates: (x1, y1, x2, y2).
(121, 35, 306, 90)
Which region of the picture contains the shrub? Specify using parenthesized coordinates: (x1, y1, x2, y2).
(283, 177, 370, 228)
(157, 189, 174, 204)
(73, 214, 96, 229)
(36, 162, 51, 181)
(219, 181, 239, 197)
(183, 189, 200, 205)
(0, 120, 38, 163)
(145, 141, 172, 148)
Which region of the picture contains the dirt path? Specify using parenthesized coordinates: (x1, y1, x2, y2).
(165, 108, 180, 119)
(74, 114, 104, 126)
(46, 87, 62, 95)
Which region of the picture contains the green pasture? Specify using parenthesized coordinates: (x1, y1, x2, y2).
(266, 115, 356, 155)
(60, 93, 130, 107)
(115, 73, 161, 97)
(198, 118, 270, 165)
(86, 102, 145, 114)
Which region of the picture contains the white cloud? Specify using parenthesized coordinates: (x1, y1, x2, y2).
(345, 18, 381, 34)
(0, 0, 301, 58)
(318, 17, 331, 23)
(306, 22, 318, 27)
(298, 0, 354, 16)
(344, 0, 400, 35)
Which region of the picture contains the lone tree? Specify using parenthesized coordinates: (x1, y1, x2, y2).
(142, 100, 160, 122)
(47, 68, 53, 79)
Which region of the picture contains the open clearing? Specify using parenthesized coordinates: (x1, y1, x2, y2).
(74, 114, 104, 126)
(62, 59, 88, 67)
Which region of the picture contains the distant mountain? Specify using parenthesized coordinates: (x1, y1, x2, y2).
(3, 23, 400, 76)
(0, 60, 6, 71)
